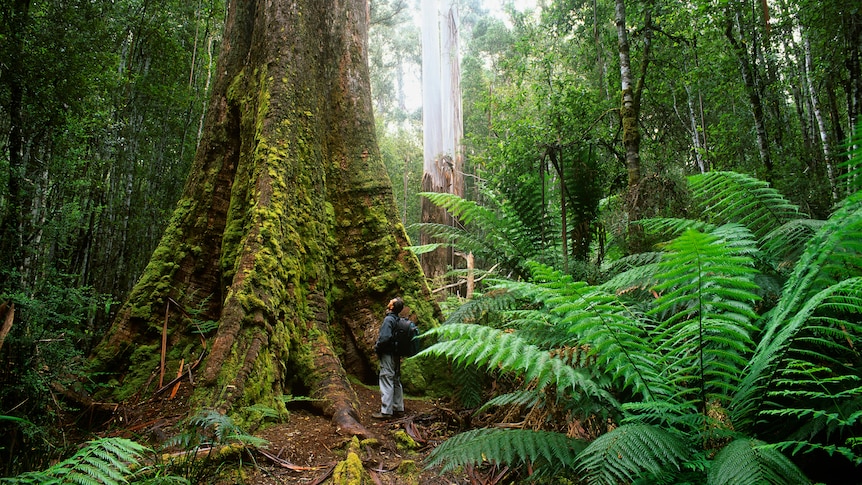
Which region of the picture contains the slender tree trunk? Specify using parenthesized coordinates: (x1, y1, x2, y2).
(804, 35, 838, 202)
(548, 148, 569, 273)
(615, 0, 652, 227)
(685, 84, 706, 173)
(615, 0, 641, 191)
(93, 0, 438, 434)
(725, 8, 773, 177)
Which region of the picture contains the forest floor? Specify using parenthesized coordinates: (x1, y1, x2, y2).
(80, 380, 478, 484)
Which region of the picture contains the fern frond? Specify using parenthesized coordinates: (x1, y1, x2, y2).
(453, 363, 486, 409)
(420, 324, 616, 407)
(575, 424, 690, 485)
(441, 286, 522, 326)
(425, 428, 586, 476)
(648, 228, 759, 409)
(600, 252, 662, 296)
(415, 191, 552, 275)
(405, 243, 448, 255)
(838, 123, 862, 193)
(2, 437, 149, 485)
(688, 171, 803, 241)
(760, 219, 826, 271)
(637, 217, 715, 241)
(553, 290, 667, 401)
(765, 440, 861, 466)
(734, 276, 862, 427)
(733, 189, 862, 425)
(707, 438, 809, 485)
(476, 390, 543, 414)
(418, 191, 498, 226)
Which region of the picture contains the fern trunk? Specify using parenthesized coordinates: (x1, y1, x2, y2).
(91, 0, 438, 434)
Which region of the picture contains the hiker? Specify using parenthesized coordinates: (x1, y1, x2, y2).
(373, 297, 405, 419)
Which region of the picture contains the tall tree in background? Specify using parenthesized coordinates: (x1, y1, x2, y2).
(615, 0, 652, 214)
(92, 0, 437, 434)
(420, 0, 465, 284)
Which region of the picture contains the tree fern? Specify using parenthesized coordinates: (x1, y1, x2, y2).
(575, 424, 690, 485)
(476, 389, 543, 415)
(453, 362, 486, 409)
(760, 219, 826, 272)
(426, 428, 586, 477)
(414, 190, 560, 277)
(636, 217, 716, 241)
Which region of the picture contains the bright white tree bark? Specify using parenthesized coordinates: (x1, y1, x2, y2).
(420, 0, 464, 283)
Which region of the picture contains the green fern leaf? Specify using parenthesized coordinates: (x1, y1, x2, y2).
(575, 424, 689, 485)
(421, 324, 617, 407)
(426, 428, 586, 475)
(688, 171, 803, 241)
(476, 390, 542, 414)
(2, 437, 149, 485)
(648, 228, 759, 410)
(708, 438, 809, 485)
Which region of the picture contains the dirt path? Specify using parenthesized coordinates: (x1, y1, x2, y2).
(249, 383, 463, 484)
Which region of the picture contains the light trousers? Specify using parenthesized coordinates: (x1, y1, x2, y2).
(378, 353, 403, 415)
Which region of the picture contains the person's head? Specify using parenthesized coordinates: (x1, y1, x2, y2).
(387, 297, 404, 314)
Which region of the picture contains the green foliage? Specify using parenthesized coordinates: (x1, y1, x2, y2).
(575, 424, 690, 485)
(708, 438, 810, 485)
(687, 171, 803, 241)
(167, 409, 270, 451)
(424, 168, 862, 482)
(414, 190, 546, 278)
(646, 227, 760, 413)
(420, 323, 616, 408)
(452, 363, 486, 409)
(160, 409, 268, 484)
(0, 437, 149, 485)
(426, 428, 586, 477)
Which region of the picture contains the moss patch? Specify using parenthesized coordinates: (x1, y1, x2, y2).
(332, 436, 370, 485)
(393, 429, 419, 452)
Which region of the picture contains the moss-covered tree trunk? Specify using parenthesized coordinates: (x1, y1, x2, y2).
(92, 0, 438, 436)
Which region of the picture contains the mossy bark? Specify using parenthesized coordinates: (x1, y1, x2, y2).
(92, 0, 439, 436)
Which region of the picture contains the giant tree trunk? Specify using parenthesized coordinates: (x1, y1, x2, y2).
(92, 0, 437, 436)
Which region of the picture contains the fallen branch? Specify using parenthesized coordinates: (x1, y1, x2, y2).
(257, 448, 324, 471)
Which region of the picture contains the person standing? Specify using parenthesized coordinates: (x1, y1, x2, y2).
(373, 297, 405, 419)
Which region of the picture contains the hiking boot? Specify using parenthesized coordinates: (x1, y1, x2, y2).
(371, 412, 392, 420)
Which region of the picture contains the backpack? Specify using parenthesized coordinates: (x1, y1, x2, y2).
(392, 317, 421, 358)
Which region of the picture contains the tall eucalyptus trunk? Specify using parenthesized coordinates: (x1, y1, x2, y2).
(92, 0, 438, 435)
(420, 0, 463, 285)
